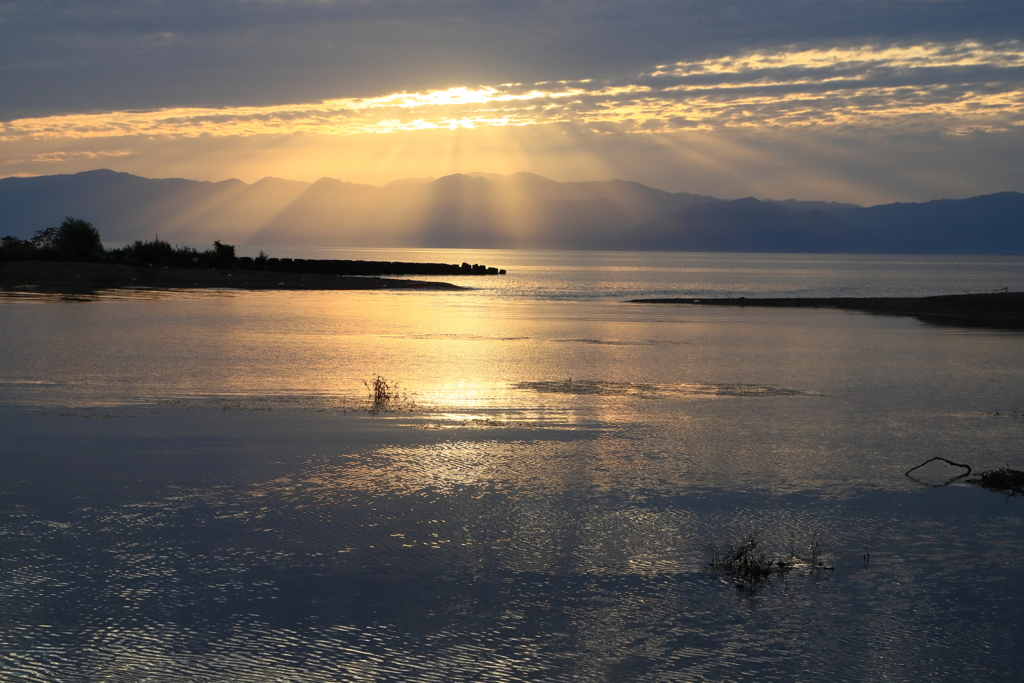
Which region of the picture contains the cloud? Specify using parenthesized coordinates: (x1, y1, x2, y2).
(1, 1, 1020, 119)
(3, 41, 1021, 142)
(2, 2, 1021, 202)
(5, 149, 134, 165)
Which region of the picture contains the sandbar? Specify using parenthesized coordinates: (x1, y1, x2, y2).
(631, 291, 1024, 329)
(0, 260, 463, 292)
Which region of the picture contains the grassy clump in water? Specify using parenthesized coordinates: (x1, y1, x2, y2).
(363, 374, 415, 413)
(706, 532, 834, 592)
(706, 534, 776, 590)
(972, 467, 1024, 496)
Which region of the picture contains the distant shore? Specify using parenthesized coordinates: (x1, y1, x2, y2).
(0, 260, 463, 292)
(631, 292, 1024, 329)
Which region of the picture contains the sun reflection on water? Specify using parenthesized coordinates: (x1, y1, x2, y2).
(2, 279, 1024, 679)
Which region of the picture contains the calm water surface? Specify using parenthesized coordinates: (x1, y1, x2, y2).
(1, 251, 1023, 681)
(234, 248, 1024, 301)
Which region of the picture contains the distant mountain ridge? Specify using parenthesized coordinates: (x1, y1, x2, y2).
(1, 169, 1021, 254)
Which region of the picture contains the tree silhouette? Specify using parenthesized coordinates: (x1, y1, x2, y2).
(36, 217, 104, 260)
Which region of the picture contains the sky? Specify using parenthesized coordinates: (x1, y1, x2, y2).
(1, 0, 1023, 205)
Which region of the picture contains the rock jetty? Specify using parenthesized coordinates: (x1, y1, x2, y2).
(238, 257, 505, 276)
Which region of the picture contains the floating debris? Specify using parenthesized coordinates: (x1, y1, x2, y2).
(905, 456, 973, 477)
(905, 457, 1024, 495)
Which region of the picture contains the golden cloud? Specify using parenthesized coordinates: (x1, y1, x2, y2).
(3, 41, 1022, 142)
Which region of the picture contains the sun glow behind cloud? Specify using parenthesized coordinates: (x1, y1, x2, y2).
(4, 41, 1022, 144)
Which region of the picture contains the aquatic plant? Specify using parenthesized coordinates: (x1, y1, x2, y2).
(784, 532, 834, 574)
(971, 467, 1024, 496)
(362, 374, 414, 413)
(706, 532, 834, 591)
(705, 533, 776, 590)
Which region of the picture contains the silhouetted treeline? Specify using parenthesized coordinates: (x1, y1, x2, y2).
(108, 237, 237, 268)
(1, 220, 236, 267)
(1, 217, 104, 261)
(1, 217, 505, 276)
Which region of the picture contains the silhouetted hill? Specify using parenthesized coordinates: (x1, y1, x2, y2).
(0, 170, 247, 243)
(621, 198, 884, 252)
(768, 199, 861, 212)
(1, 169, 1021, 253)
(829, 192, 1024, 253)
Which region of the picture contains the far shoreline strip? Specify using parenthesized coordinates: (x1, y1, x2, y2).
(629, 292, 1024, 329)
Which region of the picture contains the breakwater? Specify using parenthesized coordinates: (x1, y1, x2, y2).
(237, 257, 505, 276)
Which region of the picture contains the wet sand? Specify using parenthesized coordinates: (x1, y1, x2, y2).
(631, 291, 1024, 329)
(0, 260, 463, 292)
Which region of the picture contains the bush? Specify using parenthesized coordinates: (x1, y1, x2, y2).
(110, 237, 197, 264)
(0, 235, 37, 261)
(211, 240, 235, 267)
(52, 217, 104, 260)
(107, 238, 237, 268)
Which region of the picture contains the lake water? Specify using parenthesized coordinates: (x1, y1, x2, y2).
(242, 247, 1024, 301)
(2, 250, 1023, 681)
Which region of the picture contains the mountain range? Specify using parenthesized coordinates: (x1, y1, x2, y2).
(1, 169, 1021, 254)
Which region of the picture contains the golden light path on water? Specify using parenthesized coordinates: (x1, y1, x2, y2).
(2, 282, 1021, 495)
(2, 275, 1024, 680)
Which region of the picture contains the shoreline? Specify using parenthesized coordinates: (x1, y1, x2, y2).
(0, 260, 464, 292)
(631, 292, 1024, 329)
